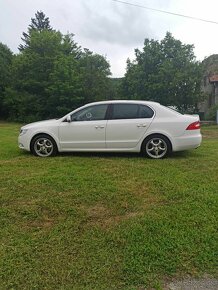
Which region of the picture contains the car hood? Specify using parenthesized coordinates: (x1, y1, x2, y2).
(22, 119, 59, 129)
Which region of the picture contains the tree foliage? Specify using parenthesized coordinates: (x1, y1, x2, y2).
(205, 104, 218, 121)
(3, 12, 111, 122)
(19, 11, 52, 51)
(79, 49, 111, 103)
(122, 32, 203, 112)
(0, 43, 13, 118)
(0, 14, 205, 122)
(108, 78, 123, 100)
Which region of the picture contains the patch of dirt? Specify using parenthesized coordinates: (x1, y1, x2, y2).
(20, 207, 56, 230)
(80, 180, 165, 229)
(16, 199, 39, 206)
(25, 217, 55, 229)
(165, 278, 218, 290)
(101, 211, 144, 229)
(81, 203, 147, 229)
(119, 180, 150, 197)
(202, 130, 218, 139)
(85, 204, 111, 218)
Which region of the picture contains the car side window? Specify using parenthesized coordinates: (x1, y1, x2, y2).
(71, 104, 108, 121)
(138, 105, 154, 118)
(111, 104, 154, 119)
(111, 104, 138, 119)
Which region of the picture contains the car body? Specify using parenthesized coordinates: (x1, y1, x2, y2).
(18, 100, 202, 159)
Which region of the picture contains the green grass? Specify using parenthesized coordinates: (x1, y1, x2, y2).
(0, 122, 217, 289)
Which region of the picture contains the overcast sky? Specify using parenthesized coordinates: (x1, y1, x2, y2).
(0, 0, 218, 77)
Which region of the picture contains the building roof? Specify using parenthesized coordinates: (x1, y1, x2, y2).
(209, 74, 218, 82)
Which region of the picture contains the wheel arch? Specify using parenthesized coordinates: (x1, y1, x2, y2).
(140, 133, 173, 153)
(30, 132, 59, 153)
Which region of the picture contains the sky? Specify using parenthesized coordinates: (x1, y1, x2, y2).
(0, 0, 218, 77)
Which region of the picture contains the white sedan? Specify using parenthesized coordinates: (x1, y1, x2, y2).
(18, 100, 202, 159)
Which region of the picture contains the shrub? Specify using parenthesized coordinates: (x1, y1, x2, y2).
(205, 104, 218, 121)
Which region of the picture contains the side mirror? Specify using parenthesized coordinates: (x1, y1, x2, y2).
(67, 115, 71, 123)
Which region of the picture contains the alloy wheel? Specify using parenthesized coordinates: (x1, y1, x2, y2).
(34, 137, 54, 157)
(145, 137, 168, 159)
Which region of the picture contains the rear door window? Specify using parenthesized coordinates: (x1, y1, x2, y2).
(111, 104, 154, 119)
(138, 105, 154, 118)
(111, 104, 138, 119)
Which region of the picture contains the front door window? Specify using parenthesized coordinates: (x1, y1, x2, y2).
(71, 104, 108, 121)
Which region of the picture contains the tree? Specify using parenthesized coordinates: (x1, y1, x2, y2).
(206, 104, 218, 121)
(122, 32, 203, 112)
(0, 43, 13, 118)
(19, 11, 52, 51)
(4, 12, 111, 122)
(5, 29, 81, 121)
(47, 51, 83, 117)
(107, 77, 123, 100)
(79, 49, 111, 103)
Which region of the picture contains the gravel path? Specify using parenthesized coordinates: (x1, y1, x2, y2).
(166, 278, 218, 290)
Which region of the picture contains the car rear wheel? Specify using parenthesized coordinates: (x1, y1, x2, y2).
(142, 134, 171, 159)
(31, 134, 57, 157)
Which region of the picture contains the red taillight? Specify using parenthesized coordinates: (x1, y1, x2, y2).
(186, 121, 200, 130)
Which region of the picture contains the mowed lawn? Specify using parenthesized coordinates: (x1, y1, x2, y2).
(0, 122, 217, 290)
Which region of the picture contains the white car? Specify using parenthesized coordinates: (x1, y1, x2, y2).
(18, 100, 202, 159)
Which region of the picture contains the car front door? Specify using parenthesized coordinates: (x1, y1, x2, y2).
(106, 103, 154, 149)
(59, 104, 108, 150)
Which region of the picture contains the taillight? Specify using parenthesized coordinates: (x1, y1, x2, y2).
(186, 121, 200, 130)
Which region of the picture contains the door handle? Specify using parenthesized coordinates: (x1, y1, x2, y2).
(137, 124, 147, 128)
(95, 125, 105, 129)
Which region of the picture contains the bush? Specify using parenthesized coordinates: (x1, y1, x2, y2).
(206, 104, 218, 121)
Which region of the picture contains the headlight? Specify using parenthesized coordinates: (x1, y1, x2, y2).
(19, 129, 28, 136)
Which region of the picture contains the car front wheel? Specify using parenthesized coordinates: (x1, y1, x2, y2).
(142, 134, 171, 159)
(31, 134, 57, 157)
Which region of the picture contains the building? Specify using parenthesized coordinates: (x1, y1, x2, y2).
(199, 55, 218, 118)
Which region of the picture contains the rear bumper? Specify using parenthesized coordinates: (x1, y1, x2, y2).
(172, 134, 202, 152)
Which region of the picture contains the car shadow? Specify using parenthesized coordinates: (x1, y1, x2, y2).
(58, 151, 141, 159)
(19, 149, 193, 159)
(169, 151, 193, 159)
(58, 151, 192, 159)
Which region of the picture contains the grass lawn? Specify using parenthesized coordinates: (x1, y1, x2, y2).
(0, 122, 217, 289)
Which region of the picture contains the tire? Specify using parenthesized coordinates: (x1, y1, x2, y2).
(141, 134, 172, 159)
(30, 134, 58, 157)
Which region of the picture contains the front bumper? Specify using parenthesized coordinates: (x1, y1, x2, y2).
(18, 134, 31, 151)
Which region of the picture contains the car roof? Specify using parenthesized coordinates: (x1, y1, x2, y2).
(85, 100, 160, 106)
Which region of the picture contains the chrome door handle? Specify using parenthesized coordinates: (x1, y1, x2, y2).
(137, 124, 147, 128)
(95, 125, 105, 129)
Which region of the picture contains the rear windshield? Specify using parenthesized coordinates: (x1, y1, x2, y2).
(165, 106, 183, 115)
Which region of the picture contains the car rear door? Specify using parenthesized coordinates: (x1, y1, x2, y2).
(106, 103, 154, 149)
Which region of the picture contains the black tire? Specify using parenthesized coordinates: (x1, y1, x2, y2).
(141, 134, 172, 159)
(30, 134, 58, 157)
